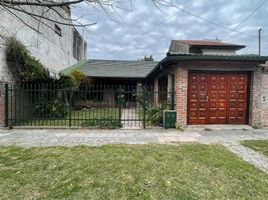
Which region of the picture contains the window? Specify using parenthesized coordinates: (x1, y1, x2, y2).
(54, 24, 62, 36)
(158, 75, 168, 103)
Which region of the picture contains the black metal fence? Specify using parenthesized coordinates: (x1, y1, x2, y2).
(5, 84, 175, 129)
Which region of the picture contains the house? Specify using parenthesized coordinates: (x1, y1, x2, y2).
(60, 59, 158, 107)
(62, 40, 268, 127)
(149, 40, 267, 127)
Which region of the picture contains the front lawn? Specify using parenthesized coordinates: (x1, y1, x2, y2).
(0, 144, 268, 199)
(241, 140, 268, 157)
(18, 108, 119, 127)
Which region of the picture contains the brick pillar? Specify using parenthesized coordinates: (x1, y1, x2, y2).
(249, 66, 263, 127)
(167, 74, 172, 104)
(175, 66, 188, 127)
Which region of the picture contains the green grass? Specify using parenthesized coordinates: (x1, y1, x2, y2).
(241, 140, 268, 157)
(16, 108, 119, 127)
(0, 144, 268, 199)
(204, 128, 212, 131)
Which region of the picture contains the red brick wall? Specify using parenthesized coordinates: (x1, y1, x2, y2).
(249, 66, 263, 127)
(172, 60, 263, 127)
(175, 66, 188, 126)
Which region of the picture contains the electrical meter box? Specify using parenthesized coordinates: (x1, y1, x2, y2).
(163, 110, 176, 129)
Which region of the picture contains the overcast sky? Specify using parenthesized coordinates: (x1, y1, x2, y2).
(73, 0, 268, 61)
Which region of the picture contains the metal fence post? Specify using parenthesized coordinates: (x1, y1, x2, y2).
(143, 87, 146, 129)
(118, 86, 122, 126)
(69, 87, 72, 127)
(4, 84, 9, 127)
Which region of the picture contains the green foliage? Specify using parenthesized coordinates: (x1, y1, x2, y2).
(6, 37, 49, 83)
(74, 100, 95, 110)
(175, 123, 185, 132)
(69, 70, 86, 86)
(252, 124, 260, 129)
(144, 104, 168, 126)
(204, 128, 212, 131)
(241, 140, 268, 156)
(81, 117, 122, 129)
(140, 55, 154, 61)
(34, 98, 68, 118)
(1, 145, 268, 199)
(6, 37, 74, 119)
(6, 36, 74, 87)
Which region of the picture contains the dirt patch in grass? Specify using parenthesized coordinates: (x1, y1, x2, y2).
(0, 144, 268, 199)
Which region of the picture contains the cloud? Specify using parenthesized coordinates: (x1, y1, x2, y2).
(74, 0, 268, 60)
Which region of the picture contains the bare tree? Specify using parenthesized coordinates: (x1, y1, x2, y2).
(0, 0, 173, 32)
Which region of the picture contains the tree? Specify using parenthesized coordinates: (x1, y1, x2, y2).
(140, 55, 154, 61)
(0, 0, 175, 37)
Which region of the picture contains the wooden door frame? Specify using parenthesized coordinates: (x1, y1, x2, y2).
(187, 70, 251, 125)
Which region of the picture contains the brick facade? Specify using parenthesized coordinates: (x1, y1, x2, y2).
(249, 66, 263, 127)
(175, 66, 188, 126)
(171, 61, 264, 127)
(261, 71, 268, 126)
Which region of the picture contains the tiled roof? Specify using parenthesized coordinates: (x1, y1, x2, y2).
(174, 40, 245, 47)
(60, 59, 158, 78)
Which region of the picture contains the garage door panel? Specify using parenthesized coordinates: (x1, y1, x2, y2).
(188, 72, 249, 125)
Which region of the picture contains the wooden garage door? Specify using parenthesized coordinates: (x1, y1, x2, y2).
(187, 72, 249, 125)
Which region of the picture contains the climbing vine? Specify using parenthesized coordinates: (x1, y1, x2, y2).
(5, 36, 74, 86)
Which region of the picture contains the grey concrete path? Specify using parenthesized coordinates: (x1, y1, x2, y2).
(121, 108, 142, 129)
(1, 126, 268, 173)
(223, 143, 268, 173)
(0, 128, 200, 147)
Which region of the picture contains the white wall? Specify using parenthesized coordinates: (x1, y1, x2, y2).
(202, 49, 236, 55)
(0, 5, 86, 83)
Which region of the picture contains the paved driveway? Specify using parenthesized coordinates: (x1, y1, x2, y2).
(1, 127, 268, 172)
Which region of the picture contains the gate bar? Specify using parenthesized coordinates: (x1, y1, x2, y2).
(4, 84, 8, 127)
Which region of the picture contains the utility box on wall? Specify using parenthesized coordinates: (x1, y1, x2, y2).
(163, 110, 176, 129)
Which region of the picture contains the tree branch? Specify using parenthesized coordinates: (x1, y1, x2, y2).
(0, 0, 85, 7)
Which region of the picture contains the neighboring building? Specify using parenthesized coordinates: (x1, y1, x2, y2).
(0, 5, 87, 83)
(0, 4, 87, 126)
(169, 39, 246, 55)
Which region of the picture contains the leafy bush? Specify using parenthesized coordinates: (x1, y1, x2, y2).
(6, 36, 75, 87)
(81, 117, 122, 129)
(74, 100, 95, 110)
(34, 98, 68, 118)
(143, 104, 168, 126)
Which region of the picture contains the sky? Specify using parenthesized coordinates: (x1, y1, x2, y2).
(73, 0, 268, 61)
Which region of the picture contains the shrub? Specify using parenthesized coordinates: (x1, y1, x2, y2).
(74, 100, 95, 110)
(34, 98, 68, 118)
(81, 117, 122, 129)
(143, 104, 168, 126)
(175, 123, 185, 132)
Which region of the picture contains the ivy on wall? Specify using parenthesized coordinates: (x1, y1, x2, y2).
(5, 36, 74, 86)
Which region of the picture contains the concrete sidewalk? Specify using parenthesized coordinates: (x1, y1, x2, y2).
(1, 127, 268, 147)
(1, 127, 268, 173)
(0, 128, 201, 147)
